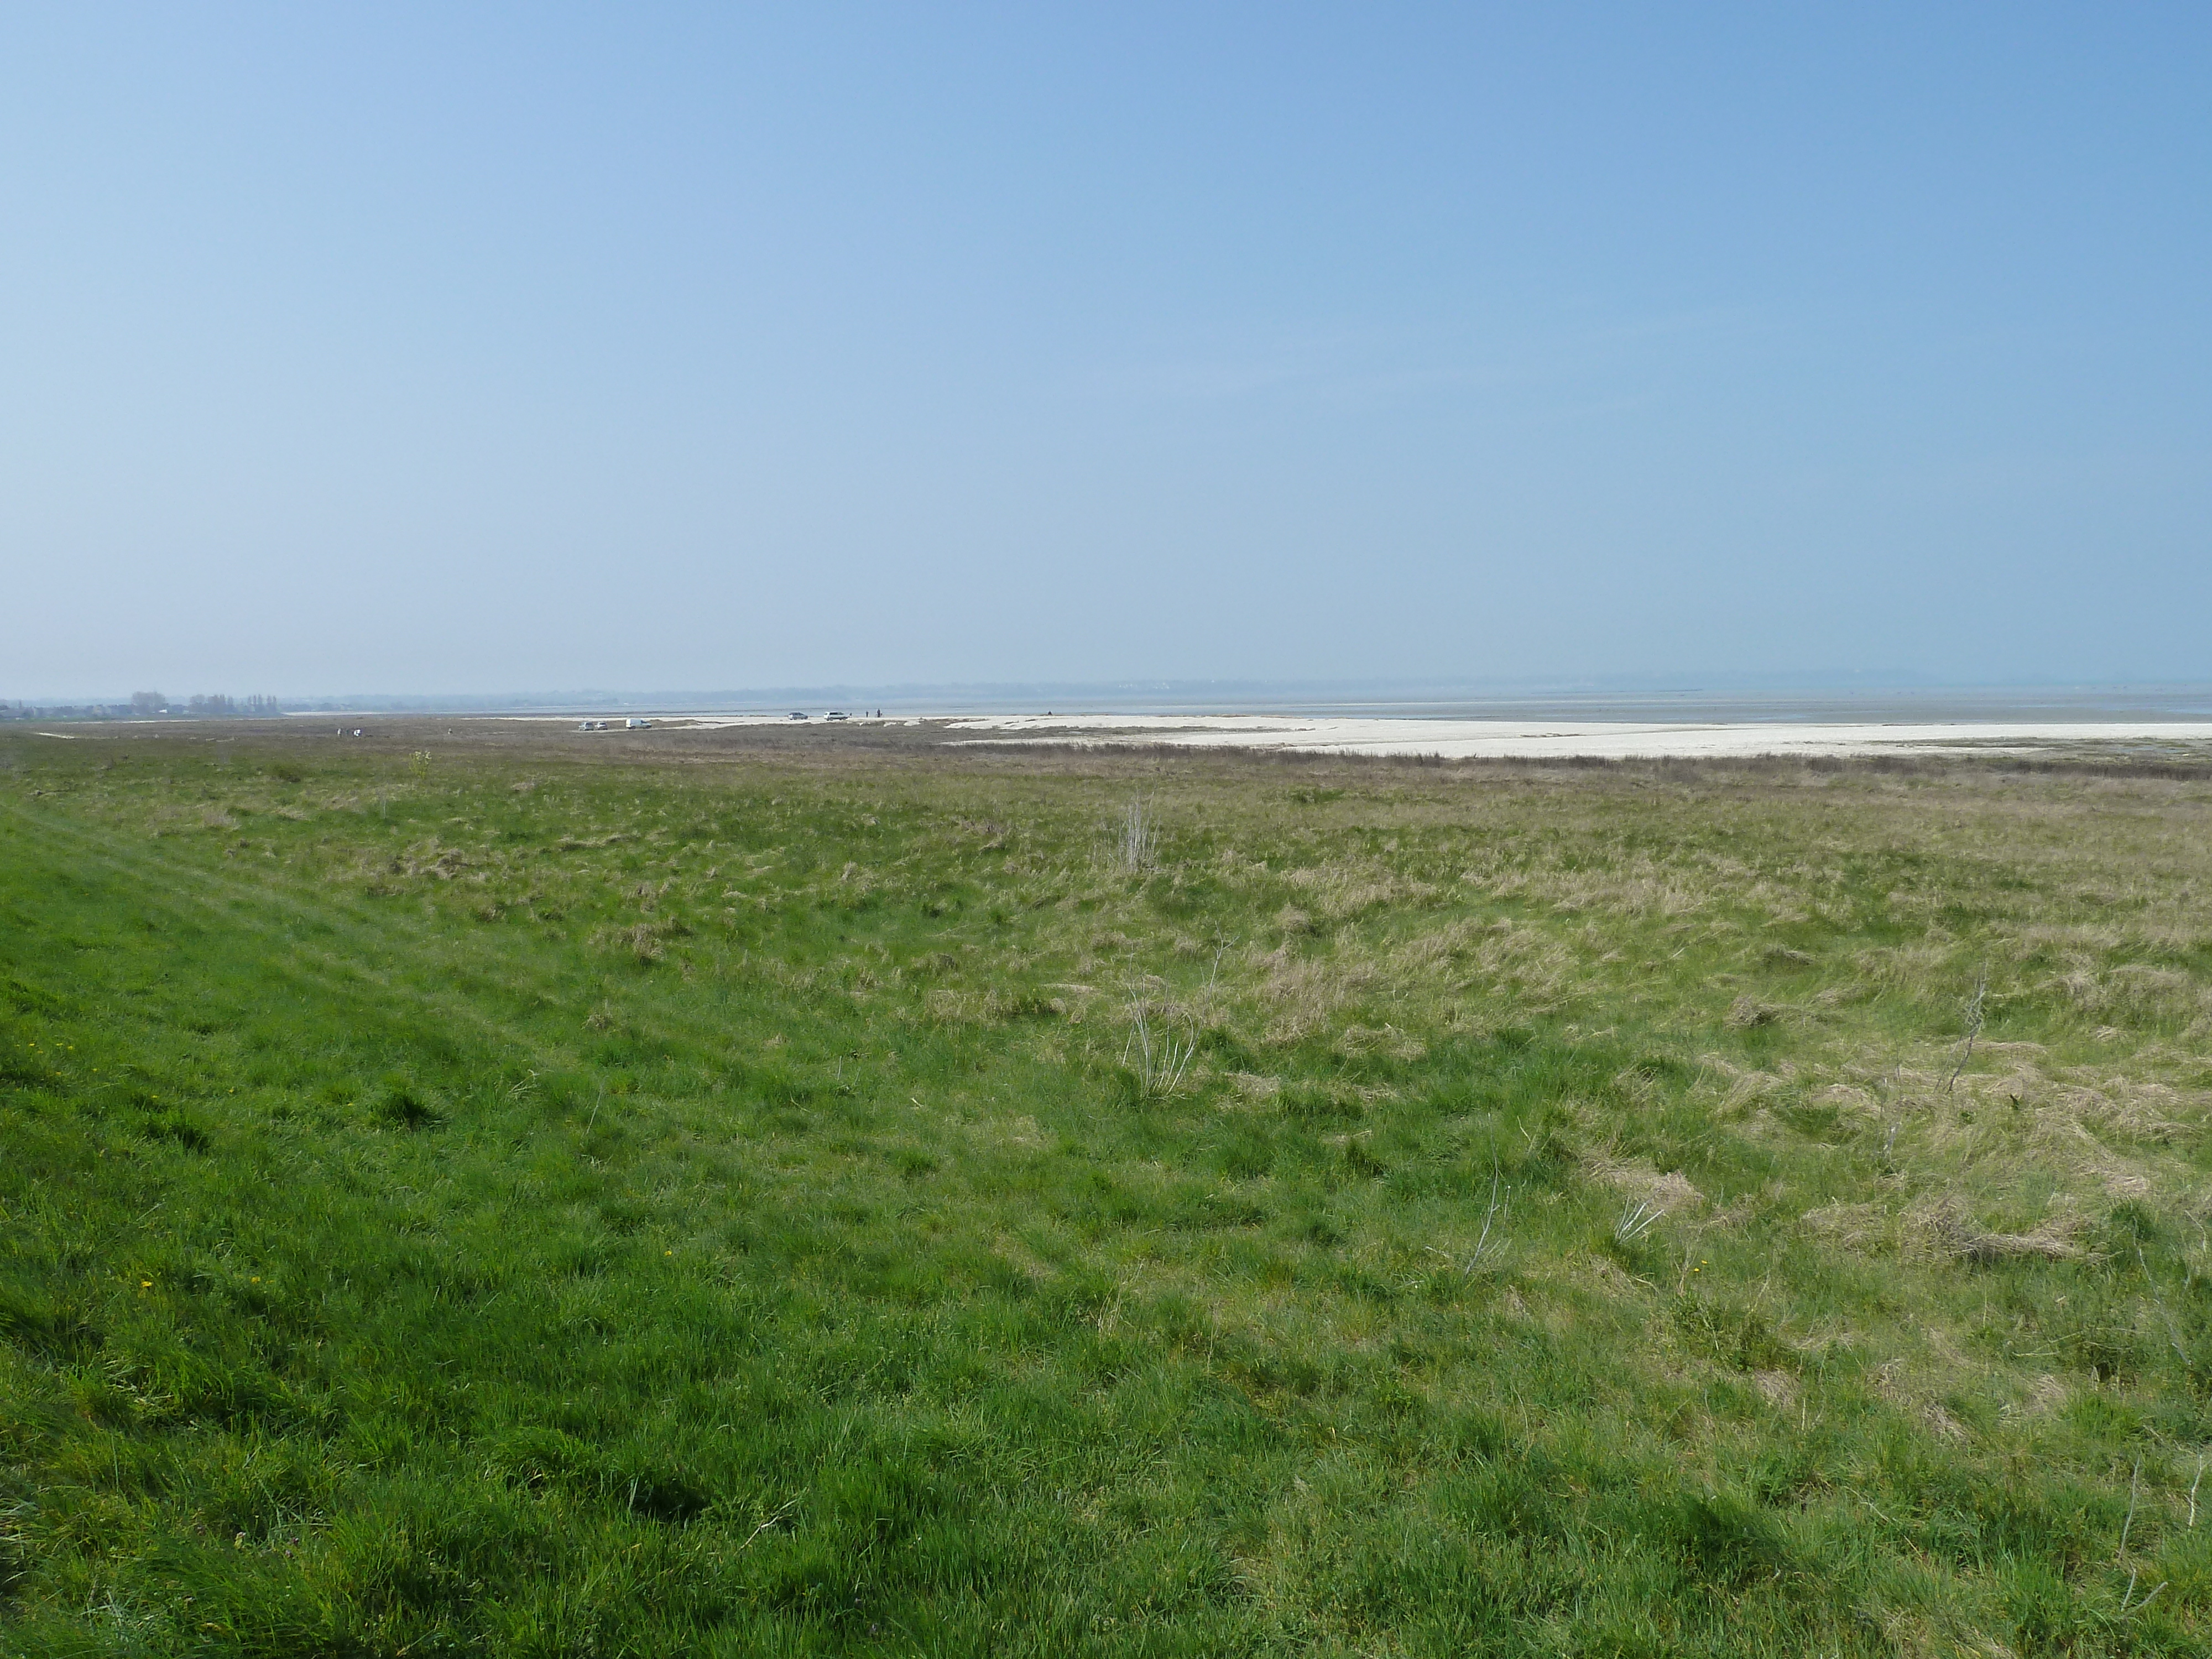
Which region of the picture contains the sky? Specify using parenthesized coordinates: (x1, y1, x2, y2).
(4, 4, 2209, 700)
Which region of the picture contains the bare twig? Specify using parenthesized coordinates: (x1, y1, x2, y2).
(1115, 796, 1157, 874)
(2119, 1568, 2166, 1614)
(1465, 1161, 1509, 1271)
(1426, 1161, 1510, 1276)
(737, 1497, 802, 1553)
(2119, 1455, 2142, 1558)
(1945, 971, 1987, 1093)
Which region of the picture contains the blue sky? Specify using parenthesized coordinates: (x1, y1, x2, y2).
(4, 4, 2208, 697)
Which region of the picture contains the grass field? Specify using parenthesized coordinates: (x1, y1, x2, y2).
(4, 723, 2212, 1655)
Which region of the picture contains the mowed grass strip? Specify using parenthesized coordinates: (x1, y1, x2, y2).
(3, 734, 2211, 1655)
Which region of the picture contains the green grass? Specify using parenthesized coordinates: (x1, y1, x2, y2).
(4, 731, 2212, 1655)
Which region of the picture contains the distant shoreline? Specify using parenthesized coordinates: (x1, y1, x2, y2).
(933, 713, 2212, 761)
(465, 708, 2212, 761)
(17, 681, 2212, 725)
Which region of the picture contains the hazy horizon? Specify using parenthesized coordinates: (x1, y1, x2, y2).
(17, 675, 2212, 729)
(7, 7, 2209, 695)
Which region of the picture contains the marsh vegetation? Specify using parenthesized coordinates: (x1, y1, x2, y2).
(4, 726, 2211, 1653)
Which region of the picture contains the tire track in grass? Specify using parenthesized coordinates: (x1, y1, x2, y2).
(25, 800, 592, 1010)
(1, 801, 583, 1076)
(7, 800, 1107, 1259)
(3, 800, 921, 1281)
(3, 799, 859, 1100)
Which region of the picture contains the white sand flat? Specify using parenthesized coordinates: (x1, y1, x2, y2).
(941, 714, 2212, 760)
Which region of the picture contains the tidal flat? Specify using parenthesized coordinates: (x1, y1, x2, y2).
(4, 722, 2211, 1654)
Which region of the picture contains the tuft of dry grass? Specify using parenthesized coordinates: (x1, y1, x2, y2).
(1906, 1195, 2086, 1263)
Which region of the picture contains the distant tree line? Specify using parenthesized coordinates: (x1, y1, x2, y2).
(2, 694, 286, 721)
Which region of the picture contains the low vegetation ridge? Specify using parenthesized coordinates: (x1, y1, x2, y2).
(3, 727, 2211, 1654)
